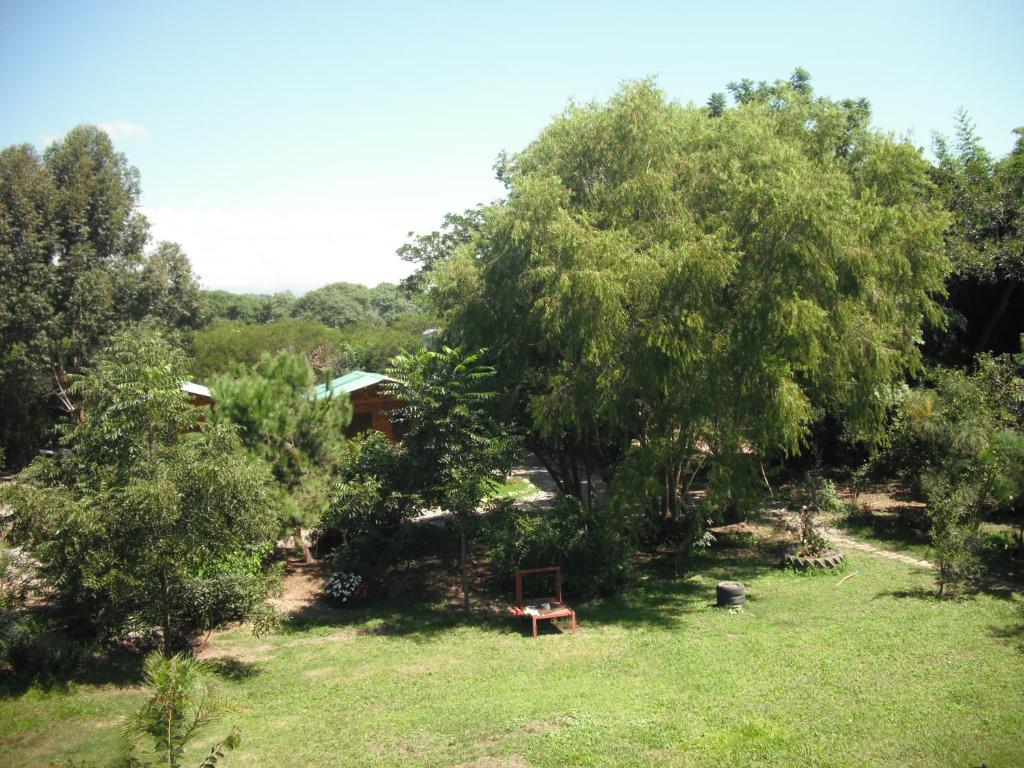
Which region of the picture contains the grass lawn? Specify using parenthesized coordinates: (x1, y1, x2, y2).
(485, 476, 540, 501)
(2, 542, 1022, 767)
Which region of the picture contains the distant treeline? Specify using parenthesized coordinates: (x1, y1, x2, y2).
(200, 281, 418, 328)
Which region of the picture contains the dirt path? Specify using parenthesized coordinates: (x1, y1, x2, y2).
(764, 495, 1024, 593)
(763, 504, 936, 570)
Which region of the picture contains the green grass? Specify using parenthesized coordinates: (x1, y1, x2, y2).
(836, 509, 934, 561)
(3, 546, 1022, 767)
(485, 476, 539, 500)
(837, 507, 1024, 583)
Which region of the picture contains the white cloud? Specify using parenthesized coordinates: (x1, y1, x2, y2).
(96, 121, 150, 141)
(142, 175, 504, 294)
(143, 198, 419, 294)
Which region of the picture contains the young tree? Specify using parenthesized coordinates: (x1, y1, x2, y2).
(2, 332, 278, 653)
(122, 652, 240, 767)
(387, 347, 518, 612)
(211, 352, 352, 562)
(433, 72, 949, 540)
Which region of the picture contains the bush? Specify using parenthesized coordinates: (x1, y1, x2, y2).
(483, 497, 635, 598)
(788, 474, 843, 557)
(925, 483, 983, 596)
(1, 544, 92, 682)
(2, 333, 280, 654)
(317, 432, 420, 577)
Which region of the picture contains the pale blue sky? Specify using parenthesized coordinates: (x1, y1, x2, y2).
(2, 1, 1022, 293)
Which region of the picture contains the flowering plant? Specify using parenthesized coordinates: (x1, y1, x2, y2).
(323, 572, 363, 602)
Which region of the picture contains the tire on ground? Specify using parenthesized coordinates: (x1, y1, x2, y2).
(716, 581, 746, 607)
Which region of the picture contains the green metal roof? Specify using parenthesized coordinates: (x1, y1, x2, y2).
(313, 370, 396, 400)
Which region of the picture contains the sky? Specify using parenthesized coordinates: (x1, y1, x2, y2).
(2, 0, 1022, 294)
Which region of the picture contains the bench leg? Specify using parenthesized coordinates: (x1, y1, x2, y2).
(532, 617, 538, 639)
(571, 612, 577, 634)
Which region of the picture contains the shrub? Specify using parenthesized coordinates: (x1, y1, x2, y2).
(483, 497, 634, 597)
(1, 544, 92, 682)
(925, 482, 983, 596)
(323, 572, 365, 604)
(1, 332, 279, 654)
(317, 432, 420, 577)
(790, 474, 841, 557)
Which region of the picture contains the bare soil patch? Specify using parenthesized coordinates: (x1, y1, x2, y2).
(271, 557, 331, 614)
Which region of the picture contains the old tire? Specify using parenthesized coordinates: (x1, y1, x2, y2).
(783, 547, 845, 570)
(716, 581, 746, 607)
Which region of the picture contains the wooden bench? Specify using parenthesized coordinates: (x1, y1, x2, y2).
(507, 566, 577, 638)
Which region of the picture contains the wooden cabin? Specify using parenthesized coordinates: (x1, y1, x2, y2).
(313, 371, 406, 442)
(181, 382, 215, 409)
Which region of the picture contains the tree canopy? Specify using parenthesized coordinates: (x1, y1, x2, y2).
(432, 73, 950, 530)
(929, 113, 1024, 361)
(0, 126, 201, 465)
(2, 332, 278, 652)
(211, 351, 352, 561)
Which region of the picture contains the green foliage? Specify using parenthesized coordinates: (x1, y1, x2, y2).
(930, 114, 1024, 358)
(791, 474, 843, 557)
(435, 72, 949, 549)
(387, 346, 520, 518)
(340, 313, 438, 372)
(879, 354, 1024, 515)
(200, 290, 295, 325)
(211, 351, 351, 559)
(0, 544, 92, 682)
(121, 652, 240, 767)
(290, 281, 416, 329)
(190, 314, 435, 380)
(1, 332, 278, 652)
(190, 319, 345, 379)
(290, 281, 373, 328)
(483, 496, 634, 597)
(924, 486, 983, 596)
(132, 242, 203, 333)
(876, 349, 1024, 591)
(319, 431, 419, 577)
(397, 208, 484, 293)
(0, 126, 202, 465)
(320, 346, 519, 601)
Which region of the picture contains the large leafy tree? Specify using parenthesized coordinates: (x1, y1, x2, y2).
(211, 352, 352, 562)
(2, 332, 278, 653)
(0, 126, 202, 465)
(432, 72, 949, 531)
(0, 143, 56, 463)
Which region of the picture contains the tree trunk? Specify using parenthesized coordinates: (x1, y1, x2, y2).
(760, 460, 775, 498)
(159, 570, 173, 657)
(976, 279, 1018, 352)
(460, 528, 469, 614)
(296, 525, 314, 564)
